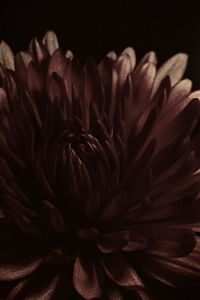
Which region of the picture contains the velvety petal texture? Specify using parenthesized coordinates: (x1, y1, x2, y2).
(0, 31, 199, 299)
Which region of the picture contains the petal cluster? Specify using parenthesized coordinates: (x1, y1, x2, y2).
(0, 31, 199, 299)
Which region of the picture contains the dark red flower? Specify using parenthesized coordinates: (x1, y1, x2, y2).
(0, 31, 200, 299)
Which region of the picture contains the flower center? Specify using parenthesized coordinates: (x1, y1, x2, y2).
(77, 227, 99, 240)
(58, 120, 98, 159)
(68, 133, 88, 151)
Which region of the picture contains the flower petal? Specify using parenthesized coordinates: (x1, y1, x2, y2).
(66, 49, 73, 59)
(141, 237, 200, 288)
(155, 99, 200, 151)
(125, 63, 156, 135)
(106, 289, 124, 300)
(48, 48, 67, 78)
(115, 53, 133, 85)
(6, 274, 60, 300)
(137, 51, 157, 69)
(97, 231, 128, 253)
(0, 246, 43, 281)
(64, 57, 84, 101)
(29, 37, 48, 63)
(121, 47, 136, 70)
(84, 58, 104, 119)
(0, 87, 7, 109)
(102, 253, 144, 288)
(123, 139, 156, 188)
(167, 79, 192, 104)
(0, 223, 48, 281)
(0, 41, 15, 70)
(107, 51, 117, 60)
(164, 200, 200, 228)
(47, 73, 64, 103)
(42, 31, 59, 55)
(102, 254, 149, 299)
(15, 52, 33, 84)
(6, 279, 28, 300)
(43, 200, 66, 232)
(73, 256, 103, 299)
(142, 227, 196, 258)
(153, 53, 188, 94)
(27, 62, 45, 94)
(98, 191, 126, 222)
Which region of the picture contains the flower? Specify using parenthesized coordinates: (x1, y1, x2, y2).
(0, 31, 200, 300)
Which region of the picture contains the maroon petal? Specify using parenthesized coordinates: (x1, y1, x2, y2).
(27, 62, 45, 94)
(6, 280, 28, 300)
(64, 58, 84, 99)
(97, 231, 128, 253)
(141, 226, 196, 258)
(0, 251, 43, 281)
(102, 253, 144, 288)
(98, 191, 126, 222)
(102, 254, 149, 299)
(125, 63, 156, 136)
(106, 289, 124, 300)
(43, 200, 66, 232)
(0, 223, 48, 281)
(123, 235, 148, 252)
(141, 238, 200, 288)
(98, 56, 113, 87)
(47, 73, 64, 103)
(123, 139, 156, 188)
(47, 49, 67, 78)
(73, 256, 103, 299)
(164, 200, 200, 228)
(28, 38, 48, 64)
(15, 52, 33, 84)
(84, 58, 104, 116)
(84, 188, 100, 217)
(155, 99, 200, 151)
(6, 274, 60, 300)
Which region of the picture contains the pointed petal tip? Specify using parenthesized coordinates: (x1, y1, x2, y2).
(147, 51, 157, 63)
(121, 46, 135, 56)
(0, 40, 6, 47)
(152, 52, 189, 95)
(107, 51, 117, 60)
(120, 47, 136, 70)
(43, 30, 57, 38)
(174, 52, 188, 60)
(66, 49, 74, 59)
(0, 40, 12, 55)
(42, 30, 59, 55)
(0, 40, 15, 70)
(171, 52, 189, 70)
(171, 52, 189, 72)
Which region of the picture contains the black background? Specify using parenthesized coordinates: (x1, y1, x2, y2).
(0, 1, 200, 88)
(0, 1, 200, 299)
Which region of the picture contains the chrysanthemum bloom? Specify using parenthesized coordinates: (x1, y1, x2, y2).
(0, 31, 200, 300)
